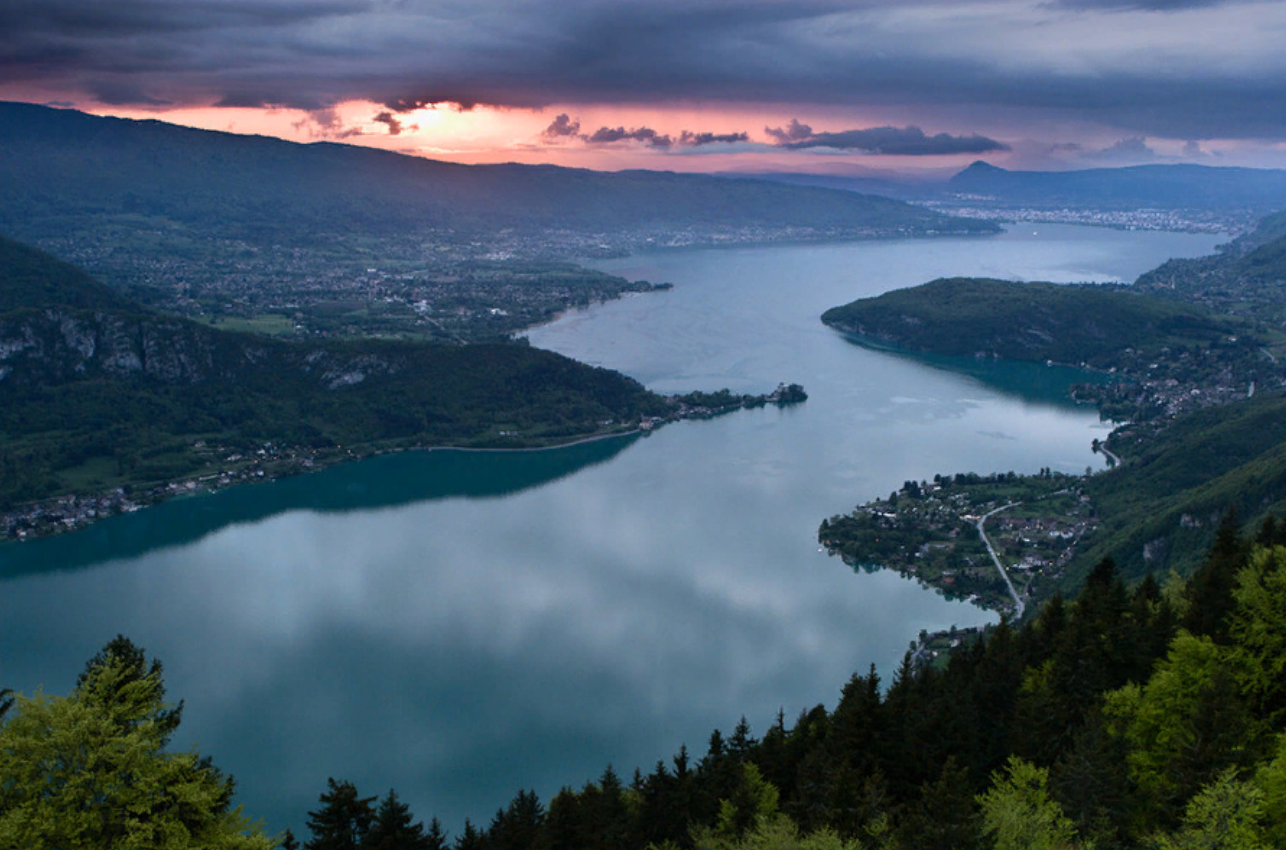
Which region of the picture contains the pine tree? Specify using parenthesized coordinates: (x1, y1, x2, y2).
(0, 650, 272, 849)
(365, 788, 434, 850)
(305, 778, 376, 850)
(454, 819, 484, 850)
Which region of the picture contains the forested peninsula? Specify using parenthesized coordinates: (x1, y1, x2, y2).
(819, 276, 1238, 368)
(817, 217, 1286, 610)
(0, 236, 802, 540)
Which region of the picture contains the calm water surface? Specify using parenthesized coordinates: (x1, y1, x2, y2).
(0, 225, 1222, 836)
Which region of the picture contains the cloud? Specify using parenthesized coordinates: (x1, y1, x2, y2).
(1044, 0, 1237, 10)
(764, 120, 814, 145)
(586, 125, 674, 148)
(4, 0, 1286, 144)
(678, 130, 750, 146)
(769, 123, 1009, 156)
(1085, 136, 1158, 162)
(372, 111, 405, 136)
(541, 113, 582, 140)
(291, 107, 364, 140)
(539, 115, 748, 150)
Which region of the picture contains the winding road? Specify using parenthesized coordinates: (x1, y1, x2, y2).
(977, 502, 1025, 619)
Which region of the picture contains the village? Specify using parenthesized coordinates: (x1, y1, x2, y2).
(819, 469, 1099, 622)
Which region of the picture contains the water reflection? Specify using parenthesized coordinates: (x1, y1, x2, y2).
(0, 434, 638, 581)
(0, 226, 1223, 838)
(0, 420, 986, 836)
(831, 334, 1115, 410)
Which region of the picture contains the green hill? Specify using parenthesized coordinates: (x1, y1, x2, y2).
(0, 235, 136, 313)
(820, 277, 1235, 367)
(0, 236, 668, 510)
(1134, 213, 1286, 318)
(1063, 394, 1286, 588)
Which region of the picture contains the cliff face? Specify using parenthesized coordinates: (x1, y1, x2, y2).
(0, 310, 221, 385)
(0, 307, 413, 392)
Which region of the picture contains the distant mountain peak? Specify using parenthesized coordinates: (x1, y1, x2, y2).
(957, 160, 1006, 176)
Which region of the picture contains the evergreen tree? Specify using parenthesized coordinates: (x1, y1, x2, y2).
(0, 650, 272, 848)
(426, 816, 450, 850)
(366, 788, 434, 850)
(1182, 507, 1246, 643)
(77, 634, 184, 744)
(305, 778, 376, 850)
(893, 757, 983, 850)
(489, 789, 544, 850)
(454, 819, 484, 850)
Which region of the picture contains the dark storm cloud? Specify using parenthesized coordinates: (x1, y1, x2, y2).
(540, 114, 749, 149)
(679, 130, 751, 146)
(764, 120, 813, 145)
(1044, 0, 1236, 10)
(3, 0, 1286, 142)
(586, 125, 674, 148)
(541, 113, 582, 140)
(771, 124, 1009, 156)
(372, 110, 404, 135)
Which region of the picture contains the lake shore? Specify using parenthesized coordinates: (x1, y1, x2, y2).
(1, 385, 805, 544)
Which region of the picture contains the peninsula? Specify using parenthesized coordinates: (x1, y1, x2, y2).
(0, 236, 804, 541)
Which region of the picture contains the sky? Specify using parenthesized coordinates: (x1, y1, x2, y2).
(3, 0, 1286, 175)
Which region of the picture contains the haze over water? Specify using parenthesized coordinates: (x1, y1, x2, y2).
(0, 225, 1222, 837)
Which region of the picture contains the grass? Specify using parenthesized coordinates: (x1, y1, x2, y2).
(197, 314, 298, 336)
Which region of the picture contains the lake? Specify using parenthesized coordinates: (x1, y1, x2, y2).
(0, 224, 1223, 838)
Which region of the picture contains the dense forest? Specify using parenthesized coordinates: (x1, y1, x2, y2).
(4, 522, 1284, 848)
(820, 277, 1239, 368)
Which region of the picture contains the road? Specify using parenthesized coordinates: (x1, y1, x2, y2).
(977, 502, 1025, 619)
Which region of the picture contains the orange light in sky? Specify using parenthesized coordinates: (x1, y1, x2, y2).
(63, 97, 1029, 174)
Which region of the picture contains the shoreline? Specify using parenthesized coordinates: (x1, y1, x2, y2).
(2, 385, 805, 545)
(0, 427, 644, 546)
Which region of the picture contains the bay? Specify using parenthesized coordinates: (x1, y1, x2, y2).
(0, 224, 1222, 837)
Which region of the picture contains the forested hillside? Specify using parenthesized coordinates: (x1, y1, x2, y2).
(1074, 394, 1286, 586)
(820, 277, 1236, 367)
(1135, 212, 1286, 322)
(0, 235, 668, 511)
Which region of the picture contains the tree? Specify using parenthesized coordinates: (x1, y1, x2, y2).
(1151, 768, 1270, 850)
(489, 788, 544, 850)
(0, 650, 273, 849)
(692, 814, 861, 850)
(364, 789, 435, 850)
(454, 819, 484, 850)
(1103, 632, 1253, 826)
(76, 633, 184, 744)
(1229, 545, 1286, 728)
(894, 757, 983, 850)
(305, 778, 376, 850)
(977, 757, 1081, 850)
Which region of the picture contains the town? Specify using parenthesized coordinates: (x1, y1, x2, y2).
(819, 469, 1099, 619)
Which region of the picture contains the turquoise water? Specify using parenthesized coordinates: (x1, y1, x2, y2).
(0, 224, 1222, 837)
